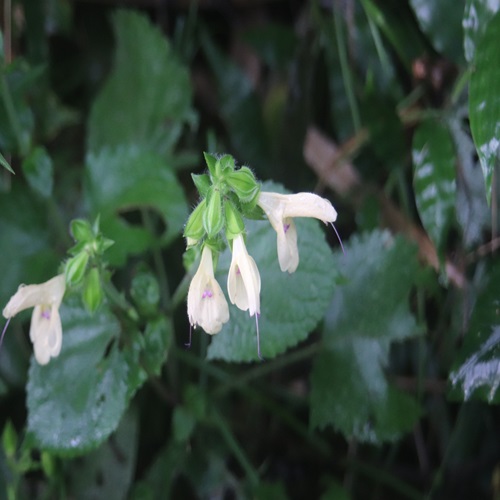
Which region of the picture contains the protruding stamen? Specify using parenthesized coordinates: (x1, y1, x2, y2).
(330, 222, 346, 256)
(0, 317, 11, 351)
(255, 313, 263, 361)
(185, 324, 193, 348)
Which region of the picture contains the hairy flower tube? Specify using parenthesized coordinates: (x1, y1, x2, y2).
(257, 192, 338, 273)
(2, 274, 66, 365)
(187, 245, 230, 334)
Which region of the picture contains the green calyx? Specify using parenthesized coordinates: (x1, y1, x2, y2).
(185, 153, 261, 248)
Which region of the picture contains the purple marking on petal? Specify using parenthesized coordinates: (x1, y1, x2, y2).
(202, 289, 213, 299)
(236, 266, 241, 275)
(41, 309, 51, 320)
(283, 223, 290, 233)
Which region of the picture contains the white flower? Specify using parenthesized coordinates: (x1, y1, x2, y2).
(257, 191, 337, 273)
(187, 245, 229, 334)
(227, 234, 261, 317)
(2, 274, 66, 365)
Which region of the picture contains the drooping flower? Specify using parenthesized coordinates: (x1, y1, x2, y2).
(187, 245, 229, 334)
(227, 233, 261, 317)
(257, 192, 337, 273)
(2, 274, 66, 365)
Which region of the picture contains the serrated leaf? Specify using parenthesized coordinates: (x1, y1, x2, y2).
(26, 297, 128, 455)
(85, 145, 188, 265)
(410, 0, 465, 63)
(88, 10, 192, 154)
(449, 262, 500, 403)
(310, 231, 422, 443)
(412, 119, 457, 254)
(469, 9, 500, 204)
(207, 183, 336, 362)
(463, 0, 500, 63)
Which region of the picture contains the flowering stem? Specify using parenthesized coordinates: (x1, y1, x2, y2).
(102, 280, 139, 322)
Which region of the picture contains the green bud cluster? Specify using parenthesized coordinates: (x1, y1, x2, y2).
(64, 216, 114, 313)
(184, 153, 261, 248)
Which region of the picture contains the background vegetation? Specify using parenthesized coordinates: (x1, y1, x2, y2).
(0, 0, 499, 498)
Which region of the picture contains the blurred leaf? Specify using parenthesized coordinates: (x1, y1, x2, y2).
(449, 262, 500, 403)
(0, 151, 14, 173)
(409, 0, 465, 64)
(253, 482, 288, 500)
(200, 29, 271, 174)
(67, 408, 138, 499)
(412, 119, 457, 254)
(310, 231, 422, 443)
(448, 115, 490, 246)
(22, 146, 53, 198)
(243, 24, 297, 72)
(88, 10, 192, 154)
(463, 0, 500, 63)
(362, 93, 405, 170)
(172, 406, 196, 443)
(26, 297, 128, 455)
(85, 145, 188, 265)
(130, 441, 186, 500)
(207, 183, 337, 362)
(359, 0, 425, 70)
(0, 184, 59, 307)
(469, 9, 500, 204)
(320, 481, 351, 500)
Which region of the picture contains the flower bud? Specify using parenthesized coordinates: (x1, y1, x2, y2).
(226, 166, 260, 203)
(70, 219, 94, 243)
(224, 201, 245, 240)
(191, 173, 211, 198)
(83, 267, 103, 313)
(203, 152, 218, 178)
(65, 251, 89, 286)
(203, 188, 224, 238)
(184, 199, 206, 243)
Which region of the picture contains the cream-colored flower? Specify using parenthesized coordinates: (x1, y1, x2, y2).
(257, 192, 337, 273)
(227, 234, 261, 317)
(2, 274, 66, 365)
(187, 245, 229, 334)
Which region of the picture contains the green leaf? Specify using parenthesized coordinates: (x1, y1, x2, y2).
(412, 119, 457, 254)
(463, 0, 500, 63)
(88, 10, 192, 154)
(200, 30, 271, 174)
(26, 297, 128, 455)
(310, 231, 422, 443)
(0, 151, 14, 174)
(85, 145, 188, 265)
(21, 146, 54, 198)
(207, 183, 337, 362)
(66, 408, 138, 498)
(449, 262, 500, 403)
(469, 9, 500, 204)
(409, 0, 465, 64)
(0, 184, 59, 308)
(448, 117, 489, 246)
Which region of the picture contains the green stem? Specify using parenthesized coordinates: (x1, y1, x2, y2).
(210, 407, 260, 487)
(333, 7, 361, 132)
(214, 342, 320, 397)
(102, 279, 139, 322)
